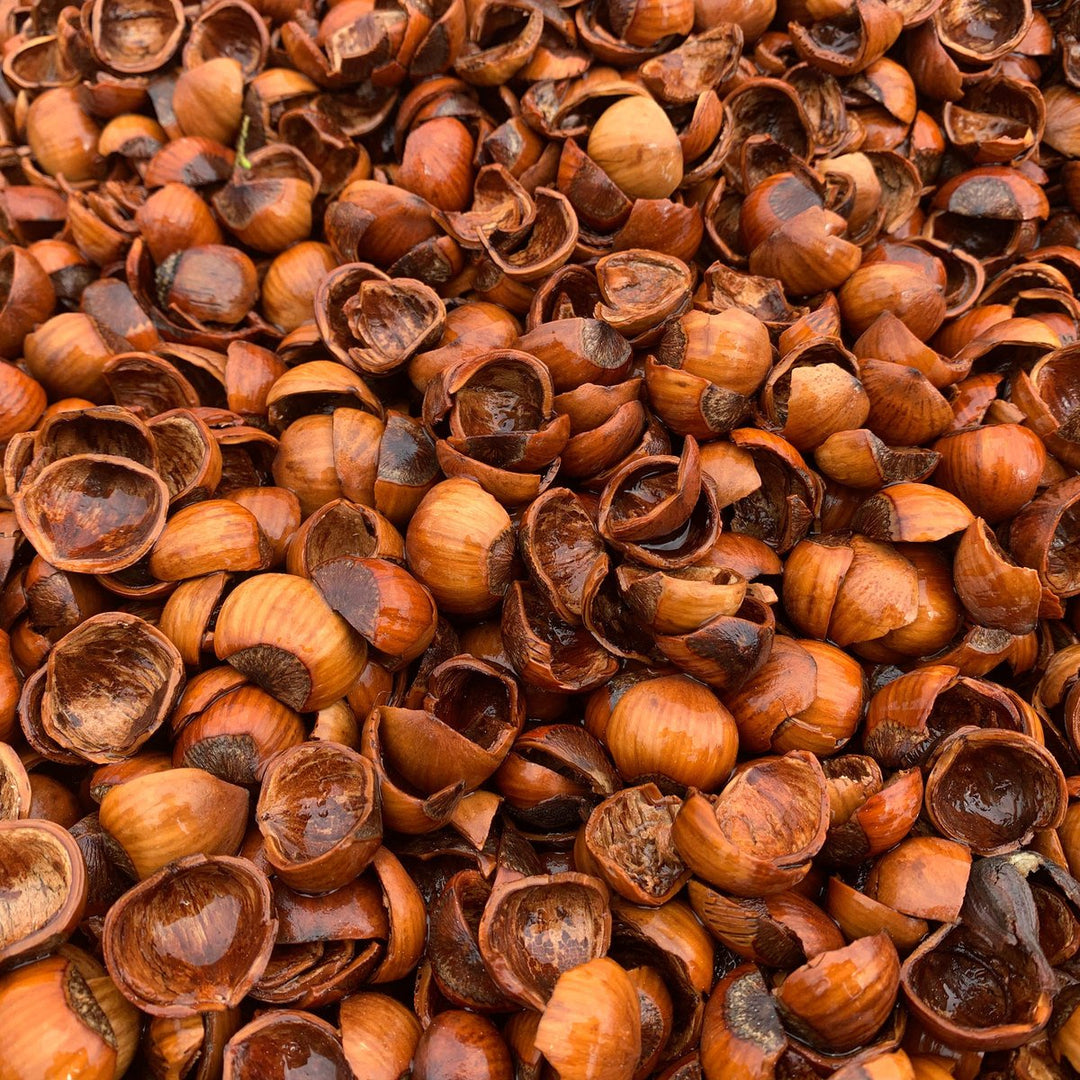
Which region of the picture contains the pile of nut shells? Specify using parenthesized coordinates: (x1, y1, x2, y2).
(8, 0, 1080, 1078)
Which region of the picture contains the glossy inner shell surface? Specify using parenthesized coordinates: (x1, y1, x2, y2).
(258, 744, 374, 862)
(928, 739, 1065, 851)
(904, 923, 1048, 1035)
(104, 857, 273, 1013)
(47, 615, 180, 759)
(15, 455, 168, 571)
(225, 1013, 351, 1079)
(480, 875, 611, 1008)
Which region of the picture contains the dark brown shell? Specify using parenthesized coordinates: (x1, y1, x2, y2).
(223, 1010, 351, 1080)
(256, 741, 383, 894)
(13, 454, 169, 574)
(923, 727, 1066, 855)
(103, 854, 276, 1017)
(478, 871, 612, 1011)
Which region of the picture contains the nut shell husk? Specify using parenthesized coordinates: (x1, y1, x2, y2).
(583, 783, 690, 906)
(535, 957, 642, 1080)
(479, 871, 612, 1011)
(411, 1010, 513, 1080)
(311, 555, 437, 663)
(143, 1009, 241, 1080)
(774, 932, 900, 1053)
(103, 854, 276, 1017)
(953, 518, 1041, 635)
(603, 673, 738, 791)
(900, 894, 1052, 1052)
(923, 727, 1067, 855)
(340, 992, 422, 1080)
(588, 97, 684, 200)
(0, 818, 87, 970)
(0, 0, 1077, 1066)
(0, 247, 55, 362)
(149, 500, 272, 581)
(170, 676, 308, 786)
(257, 740, 383, 893)
(13, 454, 169, 575)
(0, 743, 30, 821)
(0, 945, 139, 1080)
(673, 750, 829, 896)
(42, 611, 184, 764)
(701, 964, 786, 1080)
(223, 1009, 351, 1080)
(214, 573, 367, 711)
(865, 836, 972, 925)
(99, 766, 250, 879)
(405, 478, 516, 615)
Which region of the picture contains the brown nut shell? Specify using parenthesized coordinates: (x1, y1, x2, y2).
(0, 818, 87, 970)
(214, 573, 367, 711)
(923, 727, 1067, 856)
(774, 933, 900, 1054)
(90, 0, 185, 73)
(340, 992, 422, 1080)
(411, 1010, 513, 1080)
(171, 680, 307, 785)
(103, 854, 276, 1017)
(0, 946, 139, 1080)
(588, 97, 684, 200)
(865, 836, 972, 923)
(149, 500, 272, 581)
(99, 767, 249, 879)
(426, 870, 507, 1012)
(688, 883, 845, 969)
(223, 1010, 351, 1080)
(604, 673, 738, 791)
(534, 957, 642, 1080)
(583, 784, 690, 906)
(159, 571, 231, 669)
(311, 556, 437, 664)
(257, 741, 383, 894)
(901, 900, 1051, 1050)
(0, 247, 56, 362)
(478, 871, 612, 1011)
(701, 964, 786, 1080)
(405, 478, 516, 615)
(502, 581, 619, 693)
(851, 482, 973, 543)
(953, 518, 1041, 636)
(360, 706, 467, 835)
(519, 486, 607, 622)
(672, 750, 829, 896)
(42, 611, 184, 764)
(26, 89, 105, 183)
(13, 454, 169, 575)
(144, 1010, 241, 1080)
(932, 424, 1045, 524)
(825, 877, 929, 955)
(149, 409, 224, 509)
(0, 743, 30, 821)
